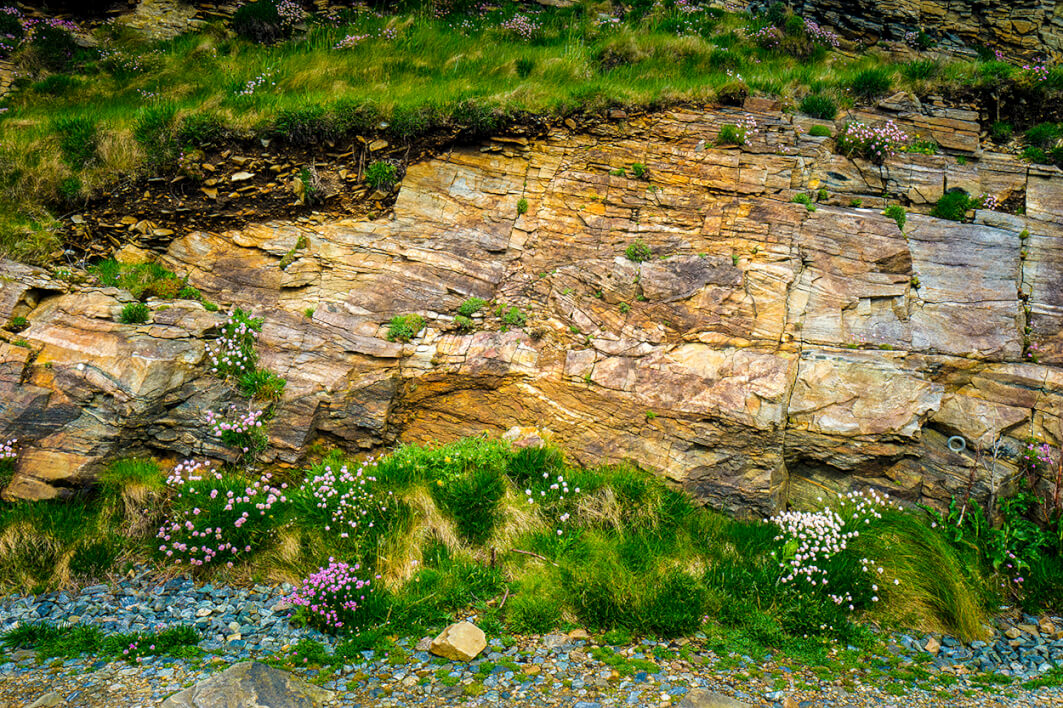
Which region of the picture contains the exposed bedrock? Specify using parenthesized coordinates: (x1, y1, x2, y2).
(2, 105, 1062, 515)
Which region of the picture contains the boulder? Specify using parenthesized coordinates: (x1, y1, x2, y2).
(429, 621, 486, 661)
(161, 661, 334, 708)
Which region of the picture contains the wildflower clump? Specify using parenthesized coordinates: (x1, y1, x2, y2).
(771, 489, 899, 612)
(294, 457, 394, 540)
(0, 439, 16, 484)
(205, 406, 267, 458)
(500, 13, 541, 41)
(207, 308, 262, 379)
(803, 18, 840, 48)
(288, 560, 380, 633)
(155, 459, 288, 568)
(716, 114, 758, 146)
(835, 120, 909, 164)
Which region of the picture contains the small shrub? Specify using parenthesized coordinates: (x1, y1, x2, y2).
(630, 162, 648, 179)
(274, 104, 335, 145)
(517, 198, 528, 215)
(799, 94, 837, 120)
(454, 314, 475, 332)
(497, 305, 527, 329)
(625, 239, 652, 262)
(387, 314, 424, 342)
(901, 59, 939, 81)
(989, 121, 1013, 144)
(457, 297, 487, 317)
(849, 68, 892, 101)
(118, 302, 149, 324)
(365, 161, 397, 191)
(715, 80, 748, 107)
(1022, 146, 1050, 164)
(930, 190, 972, 222)
(32, 74, 80, 96)
(908, 138, 938, 155)
(52, 116, 97, 169)
(791, 193, 815, 212)
(808, 124, 832, 138)
(883, 205, 906, 231)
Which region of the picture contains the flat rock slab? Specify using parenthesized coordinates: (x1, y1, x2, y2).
(161, 661, 334, 708)
(677, 689, 751, 707)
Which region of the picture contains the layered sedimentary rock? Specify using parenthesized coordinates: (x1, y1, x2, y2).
(763, 0, 1063, 60)
(2, 100, 1062, 515)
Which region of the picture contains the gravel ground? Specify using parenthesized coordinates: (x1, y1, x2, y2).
(0, 573, 1060, 708)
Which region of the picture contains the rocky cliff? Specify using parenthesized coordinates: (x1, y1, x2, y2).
(2, 97, 1062, 515)
(761, 0, 1063, 60)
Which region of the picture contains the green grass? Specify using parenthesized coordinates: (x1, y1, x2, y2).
(2, 622, 201, 662)
(0, 434, 1003, 654)
(0, 3, 1052, 265)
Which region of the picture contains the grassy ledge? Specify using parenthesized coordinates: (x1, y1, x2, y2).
(0, 1, 1060, 261)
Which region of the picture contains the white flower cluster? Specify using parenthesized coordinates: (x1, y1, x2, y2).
(770, 489, 899, 610)
(524, 472, 580, 535)
(302, 458, 394, 539)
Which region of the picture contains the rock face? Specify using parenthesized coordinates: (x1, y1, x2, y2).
(430, 621, 487, 661)
(1, 102, 1062, 515)
(161, 661, 334, 708)
(760, 0, 1063, 60)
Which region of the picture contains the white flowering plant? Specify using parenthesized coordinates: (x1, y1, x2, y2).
(770, 489, 901, 618)
(290, 453, 397, 550)
(207, 308, 262, 380)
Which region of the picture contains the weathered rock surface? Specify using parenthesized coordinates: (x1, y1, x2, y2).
(1, 105, 1061, 514)
(161, 661, 333, 708)
(429, 621, 487, 661)
(759, 0, 1063, 60)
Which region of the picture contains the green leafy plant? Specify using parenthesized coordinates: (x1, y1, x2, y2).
(630, 163, 648, 179)
(517, 198, 528, 215)
(625, 240, 652, 262)
(908, 138, 939, 155)
(5, 316, 27, 333)
(387, 314, 425, 342)
(930, 190, 972, 222)
(716, 123, 746, 146)
(989, 121, 1013, 144)
(1025, 122, 1061, 149)
(458, 297, 487, 317)
(365, 161, 398, 191)
(118, 302, 150, 324)
(883, 205, 906, 231)
(792, 193, 816, 211)
(454, 314, 475, 332)
(496, 305, 527, 328)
